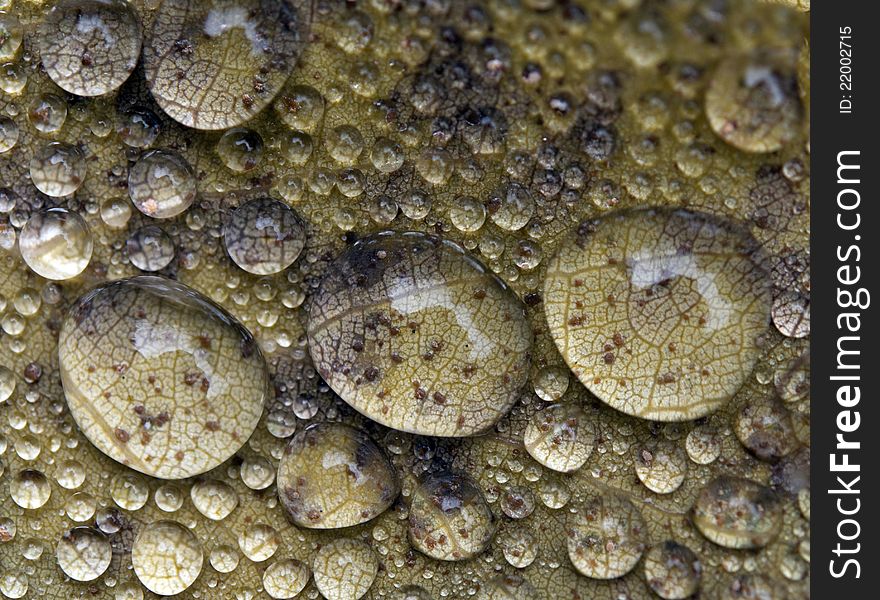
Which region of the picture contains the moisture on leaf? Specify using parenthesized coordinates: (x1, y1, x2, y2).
(58, 276, 268, 479)
(544, 208, 772, 421)
(308, 231, 532, 437)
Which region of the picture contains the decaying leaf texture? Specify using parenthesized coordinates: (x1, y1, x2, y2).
(0, 0, 809, 598)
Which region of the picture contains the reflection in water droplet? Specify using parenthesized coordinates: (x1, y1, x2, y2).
(132, 520, 203, 595)
(20, 208, 92, 281)
(634, 440, 688, 494)
(643, 542, 702, 600)
(56, 527, 112, 582)
(217, 127, 264, 172)
(277, 422, 399, 529)
(545, 209, 771, 421)
(309, 231, 532, 437)
(692, 476, 782, 549)
(238, 523, 279, 562)
(10, 469, 52, 509)
(29, 143, 87, 198)
(39, 0, 142, 96)
(0, 116, 18, 153)
(59, 276, 268, 479)
(224, 198, 306, 275)
(313, 538, 378, 600)
(567, 495, 646, 579)
(409, 471, 495, 561)
(127, 225, 176, 272)
(191, 479, 238, 521)
(129, 149, 197, 219)
(524, 402, 594, 473)
(262, 558, 310, 599)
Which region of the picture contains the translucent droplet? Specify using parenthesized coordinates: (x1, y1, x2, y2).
(262, 559, 310, 599)
(224, 198, 306, 275)
(127, 225, 175, 271)
(191, 479, 238, 521)
(308, 232, 532, 436)
(56, 527, 112, 582)
(0, 12, 22, 60)
(642, 542, 702, 600)
(238, 523, 279, 562)
(545, 209, 771, 421)
(567, 495, 646, 579)
(706, 51, 802, 153)
(143, 0, 308, 129)
(240, 454, 275, 491)
(0, 365, 15, 402)
(449, 196, 487, 233)
(634, 440, 688, 494)
(408, 471, 495, 561)
(0, 115, 18, 153)
(110, 473, 149, 510)
(209, 544, 240, 573)
(132, 520, 203, 595)
(692, 477, 782, 549)
(488, 183, 534, 231)
(155, 483, 184, 512)
(117, 107, 161, 149)
(277, 422, 399, 529)
(100, 197, 133, 229)
(39, 0, 142, 96)
(28, 93, 67, 133)
(217, 128, 264, 172)
(10, 469, 52, 509)
(312, 538, 377, 600)
(128, 149, 197, 219)
(274, 85, 325, 133)
(500, 528, 537, 568)
(524, 402, 594, 473)
(29, 143, 86, 197)
(59, 276, 269, 479)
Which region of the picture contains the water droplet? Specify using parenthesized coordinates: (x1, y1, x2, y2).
(110, 473, 149, 510)
(408, 471, 495, 561)
(567, 495, 646, 579)
(500, 528, 537, 568)
(56, 527, 112, 582)
(217, 128, 264, 172)
(0, 12, 22, 60)
(735, 397, 798, 461)
(28, 93, 68, 133)
(312, 538, 377, 600)
(39, 0, 142, 96)
(642, 542, 702, 600)
(275, 85, 325, 132)
(0, 115, 18, 153)
(191, 478, 238, 521)
(224, 198, 305, 275)
(634, 440, 688, 494)
(117, 107, 161, 148)
(277, 422, 399, 528)
(308, 232, 532, 436)
(238, 522, 279, 562)
(209, 544, 240, 573)
(127, 225, 176, 271)
(692, 477, 782, 549)
(10, 469, 52, 509)
(262, 559, 310, 599)
(524, 402, 594, 473)
(545, 209, 772, 421)
(129, 149, 196, 219)
(58, 276, 268, 479)
(706, 51, 802, 153)
(132, 520, 203, 595)
(488, 183, 534, 231)
(449, 196, 487, 233)
(29, 143, 87, 197)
